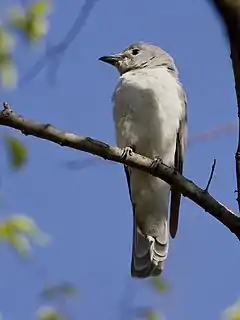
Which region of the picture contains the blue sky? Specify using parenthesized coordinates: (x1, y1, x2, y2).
(0, 0, 239, 319)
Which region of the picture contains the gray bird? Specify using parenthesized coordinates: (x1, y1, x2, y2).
(99, 42, 187, 278)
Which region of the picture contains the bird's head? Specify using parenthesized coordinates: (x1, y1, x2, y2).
(99, 42, 177, 75)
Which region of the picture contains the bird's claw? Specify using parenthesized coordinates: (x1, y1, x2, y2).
(147, 235, 154, 243)
(121, 147, 133, 159)
(150, 156, 163, 174)
(172, 165, 178, 173)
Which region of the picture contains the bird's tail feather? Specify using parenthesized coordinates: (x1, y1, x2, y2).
(131, 217, 169, 278)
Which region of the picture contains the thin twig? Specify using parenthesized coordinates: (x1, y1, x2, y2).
(205, 159, 217, 192)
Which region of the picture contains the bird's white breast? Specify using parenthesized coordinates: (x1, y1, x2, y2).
(113, 67, 183, 164)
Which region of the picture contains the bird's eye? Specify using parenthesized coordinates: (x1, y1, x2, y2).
(132, 48, 140, 55)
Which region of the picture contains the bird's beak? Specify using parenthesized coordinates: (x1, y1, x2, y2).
(98, 54, 121, 66)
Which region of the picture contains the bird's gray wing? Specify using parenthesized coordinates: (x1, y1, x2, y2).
(169, 87, 187, 238)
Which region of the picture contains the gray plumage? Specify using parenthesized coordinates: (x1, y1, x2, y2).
(99, 42, 187, 278)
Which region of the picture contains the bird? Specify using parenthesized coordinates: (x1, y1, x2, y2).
(99, 42, 187, 278)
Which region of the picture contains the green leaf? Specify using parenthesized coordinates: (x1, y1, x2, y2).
(9, 9, 26, 30)
(29, 1, 50, 16)
(0, 215, 50, 257)
(36, 306, 64, 320)
(10, 1, 50, 43)
(3, 214, 50, 242)
(5, 135, 27, 169)
(0, 28, 14, 54)
(26, 18, 49, 42)
(0, 60, 17, 88)
(151, 277, 169, 293)
(8, 233, 31, 257)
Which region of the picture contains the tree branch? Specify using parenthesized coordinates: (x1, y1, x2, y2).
(209, 0, 240, 210)
(0, 102, 239, 238)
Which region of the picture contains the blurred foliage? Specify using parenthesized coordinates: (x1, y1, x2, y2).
(41, 283, 78, 300)
(147, 311, 161, 320)
(136, 307, 161, 320)
(0, 28, 14, 54)
(134, 278, 168, 320)
(0, 28, 15, 87)
(4, 134, 27, 170)
(0, 59, 17, 87)
(0, 214, 49, 257)
(0, 0, 50, 87)
(36, 306, 65, 320)
(10, 1, 50, 43)
(223, 300, 240, 320)
(151, 277, 169, 293)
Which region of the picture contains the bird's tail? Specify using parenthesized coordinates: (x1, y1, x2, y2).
(131, 217, 169, 278)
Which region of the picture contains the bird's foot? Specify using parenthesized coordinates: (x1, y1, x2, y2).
(150, 156, 163, 174)
(172, 164, 179, 173)
(121, 146, 133, 159)
(147, 235, 154, 243)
